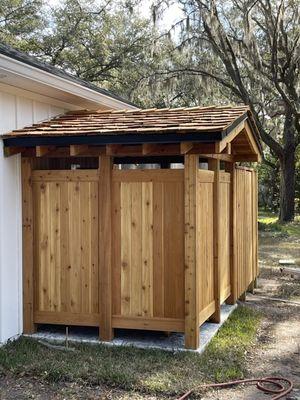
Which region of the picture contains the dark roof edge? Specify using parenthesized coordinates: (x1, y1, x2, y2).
(0, 42, 137, 108)
(3, 131, 223, 147)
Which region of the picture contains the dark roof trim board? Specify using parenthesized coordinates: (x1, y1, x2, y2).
(3, 131, 222, 147)
(0, 42, 136, 108)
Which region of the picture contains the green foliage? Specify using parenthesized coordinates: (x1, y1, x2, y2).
(0, 0, 299, 217)
(154, 0, 300, 221)
(0, 306, 261, 395)
(0, 0, 45, 46)
(258, 212, 300, 236)
(0, 0, 159, 104)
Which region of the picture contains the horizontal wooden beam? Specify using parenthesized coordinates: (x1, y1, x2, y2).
(142, 143, 156, 155)
(112, 316, 184, 332)
(106, 144, 120, 156)
(142, 143, 181, 155)
(36, 145, 56, 157)
(7, 140, 259, 162)
(234, 154, 259, 162)
(188, 143, 218, 154)
(70, 144, 89, 156)
(143, 143, 180, 156)
(4, 146, 25, 157)
(199, 153, 234, 162)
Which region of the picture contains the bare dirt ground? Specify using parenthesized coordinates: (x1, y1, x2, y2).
(203, 232, 300, 400)
(0, 233, 299, 400)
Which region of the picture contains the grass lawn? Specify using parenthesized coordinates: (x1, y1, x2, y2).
(0, 306, 261, 397)
(258, 211, 300, 237)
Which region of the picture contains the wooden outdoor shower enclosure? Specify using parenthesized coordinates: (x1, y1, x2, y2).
(4, 106, 261, 349)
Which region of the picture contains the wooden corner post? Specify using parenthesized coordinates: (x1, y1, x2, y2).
(99, 155, 113, 341)
(208, 158, 221, 323)
(184, 155, 199, 349)
(226, 162, 238, 305)
(21, 158, 36, 334)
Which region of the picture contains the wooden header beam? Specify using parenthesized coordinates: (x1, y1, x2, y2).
(4, 147, 25, 157)
(70, 144, 90, 156)
(3, 126, 261, 162)
(36, 146, 56, 157)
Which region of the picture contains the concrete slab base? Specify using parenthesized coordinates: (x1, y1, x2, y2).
(26, 303, 237, 353)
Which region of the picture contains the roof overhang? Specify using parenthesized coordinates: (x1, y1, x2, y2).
(2, 106, 262, 162)
(0, 53, 137, 110)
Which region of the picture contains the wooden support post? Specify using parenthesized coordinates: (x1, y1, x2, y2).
(21, 158, 36, 334)
(184, 154, 199, 349)
(208, 158, 221, 323)
(98, 155, 113, 341)
(226, 163, 238, 305)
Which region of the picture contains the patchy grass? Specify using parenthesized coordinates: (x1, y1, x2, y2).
(0, 306, 261, 396)
(258, 212, 300, 237)
(277, 281, 300, 300)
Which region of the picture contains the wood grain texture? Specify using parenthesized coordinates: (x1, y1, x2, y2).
(196, 169, 215, 324)
(32, 171, 99, 325)
(219, 172, 231, 304)
(235, 167, 258, 297)
(98, 156, 113, 340)
(25, 159, 258, 350)
(226, 163, 237, 305)
(184, 155, 200, 349)
(22, 158, 36, 333)
(208, 159, 221, 323)
(112, 169, 185, 331)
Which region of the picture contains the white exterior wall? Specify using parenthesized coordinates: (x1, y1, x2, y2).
(0, 89, 66, 344)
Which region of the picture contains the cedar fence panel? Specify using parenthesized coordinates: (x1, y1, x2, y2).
(32, 170, 99, 326)
(196, 170, 216, 324)
(219, 172, 231, 304)
(111, 169, 185, 332)
(24, 162, 258, 342)
(235, 167, 258, 297)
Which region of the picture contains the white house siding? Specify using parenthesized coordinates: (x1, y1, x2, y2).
(0, 89, 66, 344)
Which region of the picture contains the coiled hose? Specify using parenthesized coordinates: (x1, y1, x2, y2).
(177, 376, 293, 400)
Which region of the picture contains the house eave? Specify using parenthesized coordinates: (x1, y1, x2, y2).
(0, 53, 137, 110)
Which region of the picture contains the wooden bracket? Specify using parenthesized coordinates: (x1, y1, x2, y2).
(180, 142, 194, 154)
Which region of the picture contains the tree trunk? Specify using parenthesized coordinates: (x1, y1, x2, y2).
(279, 153, 295, 222)
(278, 114, 296, 223)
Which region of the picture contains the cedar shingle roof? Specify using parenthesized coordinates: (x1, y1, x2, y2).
(4, 105, 251, 138)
